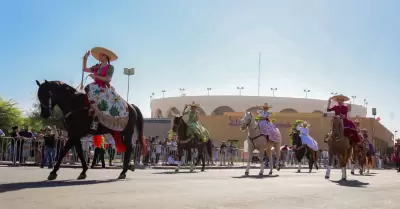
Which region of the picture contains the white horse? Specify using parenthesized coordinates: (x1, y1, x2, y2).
(240, 111, 282, 176)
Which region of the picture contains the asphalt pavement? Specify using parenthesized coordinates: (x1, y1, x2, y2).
(0, 166, 399, 209)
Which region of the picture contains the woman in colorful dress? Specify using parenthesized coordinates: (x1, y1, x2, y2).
(296, 121, 318, 151)
(256, 103, 280, 142)
(182, 101, 210, 142)
(326, 94, 361, 143)
(82, 47, 129, 131)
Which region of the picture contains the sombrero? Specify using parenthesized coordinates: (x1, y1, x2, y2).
(258, 103, 273, 109)
(91, 47, 118, 62)
(186, 101, 200, 107)
(331, 94, 350, 102)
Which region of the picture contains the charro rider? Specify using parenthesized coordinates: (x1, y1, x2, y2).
(82, 47, 129, 131)
(325, 94, 361, 143)
(256, 103, 280, 141)
(296, 121, 318, 151)
(182, 101, 210, 142)
(354, 119, 370, 151)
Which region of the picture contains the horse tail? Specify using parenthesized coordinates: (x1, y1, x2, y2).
(133, 104, 146, 155)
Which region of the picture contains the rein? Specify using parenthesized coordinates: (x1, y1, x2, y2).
(243, 114, 264, 148)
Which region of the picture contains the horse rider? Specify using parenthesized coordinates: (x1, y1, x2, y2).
(354, 119, 370, 152)
(326, 94, 361, 143)
(295, 121, 319, 151)
(82, 47, 129, 132)
(182, 101, 210, 142)
(256, 103, 280, 141)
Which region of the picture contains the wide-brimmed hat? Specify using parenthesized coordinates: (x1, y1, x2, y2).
(331, 94, 350, 102)
(186, 101, 200, 107)
(302, 121, 309, 126)
(258, 103, 273, 109)
(91, 47, 118, 62)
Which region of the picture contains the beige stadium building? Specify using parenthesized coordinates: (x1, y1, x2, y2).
(146, 95, 394, 153)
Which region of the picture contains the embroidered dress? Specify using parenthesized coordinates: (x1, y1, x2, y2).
(256, 110, 280, 142)
(185, 110, 210, 142)
(296, 125, 318, 151)
(85, 64, 129, 131)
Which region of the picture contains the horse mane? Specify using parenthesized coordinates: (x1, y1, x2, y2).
(51, 81, 78, 95)
(178, 117, 187, 138)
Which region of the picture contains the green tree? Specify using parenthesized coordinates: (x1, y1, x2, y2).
(0, 97, 24, 133)
(29, 101, 64, 129)
(289, 120, 303, 146)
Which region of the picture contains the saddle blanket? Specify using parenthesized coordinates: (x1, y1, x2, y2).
(86, 83, 129, 131)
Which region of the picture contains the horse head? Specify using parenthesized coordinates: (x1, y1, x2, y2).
(172, 115, 185, 133)
(240, 111, 255, 132)
(331, 115, 344, 140)
(36, 80, 76, 118)
(291, 132, 302, 147)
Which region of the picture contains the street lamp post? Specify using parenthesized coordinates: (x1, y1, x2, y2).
(331, 92, 337, 96)
(179, 88, 185, 96)
(351, 96, 356, 104)
(395, 130, 398, 143)
(161, 90, 166, 98)
(207, 88, 212, 96)
(123, 68, 135, 103)
(363, 99, 367, 106)
(237, 86, 244, 96)
(270, 88, 277, 97)
(304, 89, 310, 98)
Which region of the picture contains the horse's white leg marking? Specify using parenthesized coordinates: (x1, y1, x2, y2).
(342, 166, 347, 180)
(245, 145, 253, 176)
(258, 142, 265, 176)
(189, 148, 195, 172)
(350, 163, 355, 173)
(298, 163, 302, 172)
(266, 141, 273, 175)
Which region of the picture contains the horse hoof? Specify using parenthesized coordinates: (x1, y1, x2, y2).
(47, 173, 58, 181)
(341, 178, 347, 181)
(296, 170, 301, 173)
(244, 171, 249, 176)
(118, 173, 126, 179)
(268, 171, 273, 175)
(201, 169, 205, 172)
(351, 172, 355, 175)
(77, 174, 87, 180)
(324, 176, 329, 179)
(129, 164, 135, 172)
(258, 172, 263, 176)
(277, 165, 281, 171)
(309, 170, 312, 173)
(316, 166, 319, 170)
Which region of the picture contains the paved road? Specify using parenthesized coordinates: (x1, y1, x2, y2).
(0, 166, 399, 209)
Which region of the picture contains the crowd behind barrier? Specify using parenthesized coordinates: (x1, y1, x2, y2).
(0, 136, 396, 169)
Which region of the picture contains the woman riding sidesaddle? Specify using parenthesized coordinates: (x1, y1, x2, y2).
(82, 47, 129, 132)
(182, 102, 210, 142)
(326, 94, 361, 143)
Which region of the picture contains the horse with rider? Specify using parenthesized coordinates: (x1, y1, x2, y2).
(171, 101, 212, 172)
(36, 47, 147, 180)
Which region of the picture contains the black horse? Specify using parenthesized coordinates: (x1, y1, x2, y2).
(35, 80, 145, 180)
(292, 132, 318, 173)
(172, 116, 212, 172)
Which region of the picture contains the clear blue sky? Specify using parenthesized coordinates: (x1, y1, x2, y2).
(1, 0, 399, 132)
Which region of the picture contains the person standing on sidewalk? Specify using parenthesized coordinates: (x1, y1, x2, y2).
(40, 126, 57, 169)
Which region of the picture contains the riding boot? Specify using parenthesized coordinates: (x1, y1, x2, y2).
(90, 117, 99, 131)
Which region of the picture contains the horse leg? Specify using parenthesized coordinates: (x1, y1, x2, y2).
(245, 146, 253, 176)
(73, 139, 89, 180)
(296, 150, 302, 173)
(325, 150, 333, 179)
(189, 148, 195, 172)
(118, 133, 133, 179)
(273, 141, 282, 171)
(175, 148, 184, 172)
(201, 145, 206, 172)
(47, 139, 74, 180)
(308, 150, 313, 173)
(267, 142, 274, 175)
(258, 146, 265, 176)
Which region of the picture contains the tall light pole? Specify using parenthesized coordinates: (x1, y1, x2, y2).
(351, 95, 356, 104)
(304, 89, 310, 98)
(363, 99, 367, 106)
(123, 68, 135, 103)
(161, 90, 166, 98)
(237, 86, 244, 96)
(179, 88, 185, 96)
(365, 101, 368, 109)
(331, 92, 337, 96)
(207, 88, 212, 96)
(270, 88, 277, 97)
(150, 92, 155, 100)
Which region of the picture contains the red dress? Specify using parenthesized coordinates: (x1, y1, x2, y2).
(327, 105, 361, 143)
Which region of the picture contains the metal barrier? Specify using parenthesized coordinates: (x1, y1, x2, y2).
(0, 136, 386, 169)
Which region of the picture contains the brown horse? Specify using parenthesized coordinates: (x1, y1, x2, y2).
(350, 135, 368, 175)
(172, 116, 212, 172)
(325, 116, 353, 180)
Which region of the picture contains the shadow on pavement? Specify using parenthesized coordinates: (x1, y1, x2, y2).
(232, 174, 279, 179)
(152, 171, 200, 174)
(330, 179, 369, 188)
(0, 179, 118, 194)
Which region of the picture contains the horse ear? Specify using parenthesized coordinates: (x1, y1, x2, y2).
(44, 80, 49, 83)
(36, 80, 41, 86)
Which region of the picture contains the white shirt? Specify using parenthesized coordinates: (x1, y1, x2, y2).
(296, 125, 310, 135)
(105, 134, 116, 149)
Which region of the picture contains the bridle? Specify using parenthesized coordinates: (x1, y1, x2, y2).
(40, 91, 54, 117)
(242, 113, 263, 145)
